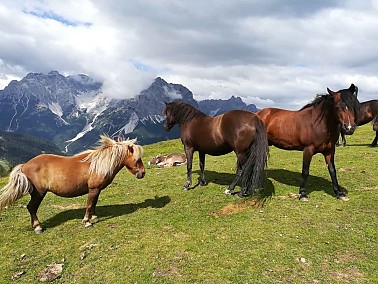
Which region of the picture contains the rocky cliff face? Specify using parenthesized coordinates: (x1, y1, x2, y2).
(0, 71, 257, 154)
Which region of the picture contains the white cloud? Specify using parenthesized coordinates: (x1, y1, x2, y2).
(1, 1, 378, 109)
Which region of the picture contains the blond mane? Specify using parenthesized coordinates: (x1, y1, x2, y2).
(80, 135, 143, 176)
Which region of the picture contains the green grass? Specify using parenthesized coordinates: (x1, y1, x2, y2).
(0, 125, 377, 283)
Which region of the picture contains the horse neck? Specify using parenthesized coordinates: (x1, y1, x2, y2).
(312, 101, 340, 135)
(175, 106, 207, 126)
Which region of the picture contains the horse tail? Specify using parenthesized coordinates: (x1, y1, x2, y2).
(0, 164, 33, 211)
(242, 117, 269, 195)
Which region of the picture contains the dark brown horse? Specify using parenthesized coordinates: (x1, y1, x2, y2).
(163, 101, 269, 197)
(0, 135, 145, 234)
(339, 100, 378, 147)
(373, 116, 378, 143)
(257, 84, 360, 201)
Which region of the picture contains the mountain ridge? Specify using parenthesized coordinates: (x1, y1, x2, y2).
(0, 71, 258, 154)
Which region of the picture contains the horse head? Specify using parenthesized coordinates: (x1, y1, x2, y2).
(149, 154, 164, 165)
(163, 102, 176, 131)
(327, 84, 359, 135)
(124, 144, 145, 179)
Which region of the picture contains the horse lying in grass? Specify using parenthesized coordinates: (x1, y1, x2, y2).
(0, 135, 145, 234)
(149, 153, 187, 167)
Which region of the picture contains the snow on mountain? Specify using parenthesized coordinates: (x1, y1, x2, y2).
(140, 115, 165, 124)
(0, 71, 258, 154)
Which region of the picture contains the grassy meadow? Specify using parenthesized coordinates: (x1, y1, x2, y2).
(0, 124, 377, 283)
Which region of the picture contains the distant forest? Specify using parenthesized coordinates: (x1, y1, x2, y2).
(0, 131, 62, 176)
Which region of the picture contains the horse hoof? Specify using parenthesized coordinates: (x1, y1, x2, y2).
(182, 186, 190, 191)
(237, 192, 249, 198)
(338, 195, 349, 201)
(299, 195, 309, 201)
(91, 216, 99, 223)
(34, 227, 43, 234)
(224, 189, 233, 195)
(85, 222, 93, 228)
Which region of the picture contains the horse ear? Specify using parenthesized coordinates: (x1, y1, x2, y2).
(349, 84, 358, 96)
(327, 88, 341, 103)
(327, 87, 337, 96)
(118, 132, 124, 142)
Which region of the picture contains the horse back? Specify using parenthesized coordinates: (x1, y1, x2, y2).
(257, 107, 330, 150)
(21, 154, 91, 196)
(181, 110, 259, 155)
(358, 100, 378, 125)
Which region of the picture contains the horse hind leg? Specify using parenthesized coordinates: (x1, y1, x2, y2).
(224, 162, 243, 195)
(27, 190, 46, 234)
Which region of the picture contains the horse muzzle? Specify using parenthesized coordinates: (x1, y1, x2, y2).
(342, 123, 357, 135)
(136, 171, 145, 179)
(164, 122, 174, 132)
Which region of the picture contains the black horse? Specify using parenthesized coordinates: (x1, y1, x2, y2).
(163, 101, 269, 197)
(339, 99, 378, 147)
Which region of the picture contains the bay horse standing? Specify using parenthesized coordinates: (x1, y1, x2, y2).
(163, 101, 269, 197)
(339, 100, 378, 147)
(257, 84, 360, 201)
(0, 135, 145, 234)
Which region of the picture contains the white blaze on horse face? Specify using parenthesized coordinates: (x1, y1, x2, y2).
(343, 106, 353, 130)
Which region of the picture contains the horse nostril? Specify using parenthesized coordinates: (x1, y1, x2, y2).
(137, 171, 145, 179)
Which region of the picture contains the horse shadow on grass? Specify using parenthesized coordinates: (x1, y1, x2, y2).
(193, 168, 348, 201)
(42, 195, 171, 229)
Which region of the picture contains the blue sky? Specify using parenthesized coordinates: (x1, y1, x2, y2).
(1, 0, 378, 109)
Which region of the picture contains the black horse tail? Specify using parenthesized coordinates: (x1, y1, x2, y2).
(241, 117, 269, 195)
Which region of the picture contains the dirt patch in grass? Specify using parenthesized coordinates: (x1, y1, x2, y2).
(50, 204, 84, 210)
(332, 267, 364, 283)
(357, 186, 378, 191)
(210, 199, 259, 216)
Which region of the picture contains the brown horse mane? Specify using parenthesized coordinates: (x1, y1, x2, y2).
(79, 135, 143, 176)
(300, 92, 360, 123)
(167, 101, 207, 124)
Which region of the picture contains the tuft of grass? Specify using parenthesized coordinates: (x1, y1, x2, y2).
(0, 124, 377, 283)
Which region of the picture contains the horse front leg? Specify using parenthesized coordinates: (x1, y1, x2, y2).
(83, 189, 101, 228)
(299, 148, 313, 201)
(27, 190, 46, 234)
(183, 147, 194, 190)
(198, 152, 207, 186)
(324, 151, 348, 201)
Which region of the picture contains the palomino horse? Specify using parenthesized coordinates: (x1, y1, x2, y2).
(257, 84, 360, 201)
(339, 100, 378, 147)
(0, 135, 145, 233)
(163, 101, 269, 197)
